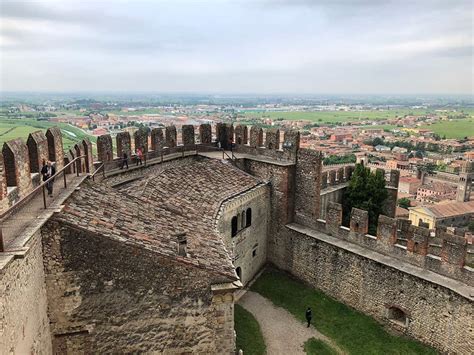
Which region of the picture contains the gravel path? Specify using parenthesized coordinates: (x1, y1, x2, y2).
(238, 291, 345, 355)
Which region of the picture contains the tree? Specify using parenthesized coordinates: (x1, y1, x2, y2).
(468, 221, 474, 233)
(343, 164, 388, 234)
(398, 198, 411, 209)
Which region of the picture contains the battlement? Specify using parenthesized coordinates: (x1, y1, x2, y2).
(96, 123, 301, 171)
(316, 201, 472, 285)
(0, 127, 88, 214)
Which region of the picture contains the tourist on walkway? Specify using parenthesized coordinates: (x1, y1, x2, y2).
(136, 147, 143, 166)
(121, 152, 129, 169)
(41, 160, 56, 197)
(305, 307, 312, 328)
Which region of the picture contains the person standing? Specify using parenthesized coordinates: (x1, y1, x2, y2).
(305, 307, 312, 328)
(41, 160, 56, 197)
(121, 152, 129, 169)
(136, 147, 143, 166)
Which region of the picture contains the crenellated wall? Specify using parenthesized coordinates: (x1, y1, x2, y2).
(0, 127, 92, 214)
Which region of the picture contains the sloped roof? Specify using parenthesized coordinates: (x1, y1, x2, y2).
(56, 156, 263, 282)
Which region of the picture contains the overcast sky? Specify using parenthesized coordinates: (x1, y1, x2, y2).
(0, 0, 472, 94)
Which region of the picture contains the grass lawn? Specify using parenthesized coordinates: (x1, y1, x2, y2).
(235, 304, 266, 355)
(419, 118, 474, 139)
(304, 338, 339, 355)
(0, 118, 96, 151)
(242, 109, 437, 123)
(251, 269, 437, 355)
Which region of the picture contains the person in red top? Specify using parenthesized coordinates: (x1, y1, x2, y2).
(136, 147, 143, 166)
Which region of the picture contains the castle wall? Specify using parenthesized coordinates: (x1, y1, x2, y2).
(319, 185, 347, 220)
(0, 230, 52, 354)
(41, 221, 235, 354)
(272, 224, 473, 354)
(236, 159, 295, 265)
(217, 184, 270, 286)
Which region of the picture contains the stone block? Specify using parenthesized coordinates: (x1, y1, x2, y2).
(74, 143, 86, 173)
(390, 169, 400, 188)
(46, 127, 64, 170)
(407, 225, 430, 255)
(216, 123, 233, 149)
(182, 125, 195, 146)
(151, 128, 164, 151)
(350, 208, 369, 234)
(249, 126, 263, 148)
(97, 134, 113, 162)
(116, 132, 131, 159)
(440, 232, 467, 266)
(337, 167, 345, 182)
(283, 130, 300, 153)
(265, 128, 280, 150)
(321, 171, 328, 189)
(165, 126, 177, 148)
(328, 170, 336, 185)
(199, 124, 212, 144)
(134, 127, 149, 153)
(27, 131, 49, 173)
(344, 165, 354, 180)
(2, 138, 32, 196)
(377, 215, 397, 245)
(0, 154, 7, 200)
(82, 138, 94, 173)
(234, 125, 248, 145)
(327, 202, 342, 237)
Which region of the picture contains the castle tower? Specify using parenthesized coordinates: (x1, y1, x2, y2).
(456, 173, 472, 202)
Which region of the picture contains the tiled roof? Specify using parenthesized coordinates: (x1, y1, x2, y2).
(56, 157, 263, 282)
(427, 200, 474, 218)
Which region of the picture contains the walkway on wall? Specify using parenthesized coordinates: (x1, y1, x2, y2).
(1, 174, 86, 250)
(238, 291, 345, 355)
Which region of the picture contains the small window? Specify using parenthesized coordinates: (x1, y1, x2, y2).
(177, 233, 187, 257)
(246, 208, 252, 227)
(252, 249, 257, 257)
(388, 306, 407, 326)
(231, 216, 238, 237)
(241, 211, 246, 229)
(236, 267, 242, 280)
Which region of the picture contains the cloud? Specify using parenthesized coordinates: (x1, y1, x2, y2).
(0, 0, 472, 94)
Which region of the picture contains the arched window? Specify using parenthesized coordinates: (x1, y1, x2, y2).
(231, 216, 238, 237)
(241, 211, 246, 229)
(246, 208, 252, 227)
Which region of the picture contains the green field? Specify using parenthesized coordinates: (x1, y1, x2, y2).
(251, 269, 437, 355)
(235, 304, 266, 355)
(420, 118, 474, 139)
(242, 109, 438, 123)
(304, 338, 338, 355)
(0, 118, 96, 151)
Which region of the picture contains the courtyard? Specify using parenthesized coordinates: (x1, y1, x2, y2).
(236, 269, 437, 355)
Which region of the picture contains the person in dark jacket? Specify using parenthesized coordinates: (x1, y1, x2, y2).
(41, 160, 56, 197)
(121, 152, 129, 169)
(305, 307, 312, 328)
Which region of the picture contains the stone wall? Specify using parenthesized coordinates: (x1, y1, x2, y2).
(46, 127, 64, 170)
(236, 158, 295, 264)
(182, 125, 195, 146)
(41, 221, 236, 354)
(217, 184, 270, 285)
(0, 230, 52, 354)
(27, 131, 49, 173)
(97, 134, 113, 162)
(165, 126, 177, 148)
(294, 148, 322, 227)
(272, 224, 473, 354)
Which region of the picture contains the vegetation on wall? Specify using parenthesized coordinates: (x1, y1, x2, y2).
(323, 154, 356, 165)
(398, 197, 411, 209)
(343, 163, 388, 234)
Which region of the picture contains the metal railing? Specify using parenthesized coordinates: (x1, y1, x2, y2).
(89, 163, 106, 182)
(0, 155, 87, 222)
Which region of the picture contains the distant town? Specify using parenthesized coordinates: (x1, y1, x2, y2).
(1, 93, 474, 234)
